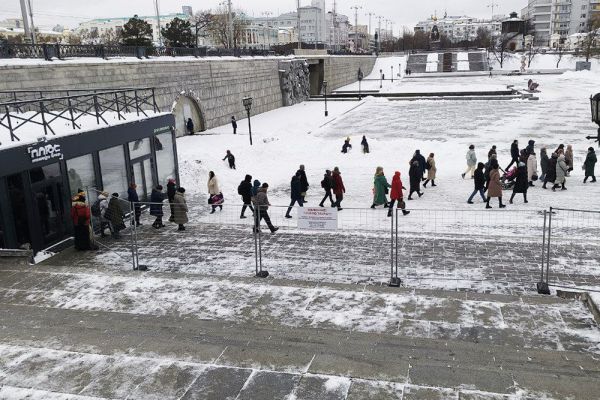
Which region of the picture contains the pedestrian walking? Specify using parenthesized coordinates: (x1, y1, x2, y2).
(388, 171, 410, 217)
(540, 148, 549, 182)
(207, 171, 223, 213)
(552, 154, 568, 191)
(238, 174, 254, 218)
(543, 153, 558, 189)
(71, 194, 97, 251)
(583, 147, 597, 183)
(565, 144, 574, 176)
(173, 187, 188, 231)
(296, 164, 309, 202)
(285, 172, 304, 218)
(231, 116, 237, 134)
(150, 185, 166, 228)
(252, 179, 261, 198)
(506, 140, 519, 170)
(423, 153, 437, 187)
(127, 183, 141, 226)
(468, 163, 487, 204)
(484, 155, 497, 191)
(411, 150, 427, 180)
(186, 118, 194, 135)
(510, 162, 529, 204)
(319, 169, 335, 208)
(527, 150, 538, 187)
(361, 135, 370, 153)
(408, 161, 424, 200)
(105, 193, 125, 239)
(92, 191, 111, 237)
(371, 167, 390, 208)
(462, 145, 477, 179)
(525, 140, 535, 158)
(486, 160, 505, 208)
(488, 145, 497, 160)
(341, 138, 352, 153)
(332, 167, 345, 211)
(222, 150, 236, 169)
(253, 183, 279, 233)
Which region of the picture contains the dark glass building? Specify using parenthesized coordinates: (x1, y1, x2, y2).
(0, 114, 178, 253)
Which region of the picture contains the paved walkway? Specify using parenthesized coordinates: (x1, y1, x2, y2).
(46, 223, 600, 294)
(0, 266, 599, 399)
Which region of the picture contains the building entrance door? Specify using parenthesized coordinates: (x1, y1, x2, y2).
(31, 179, 67, 250)
(130, 157, 154, 201)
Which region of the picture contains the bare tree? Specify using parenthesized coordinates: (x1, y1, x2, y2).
(491, 32, 519, 68)
(207, 7, 249, 48)
(526, 42, 540, 68)
(583, 15, 600, 62)
(555, 37, 566, 68)
(193, 11, 213, 47)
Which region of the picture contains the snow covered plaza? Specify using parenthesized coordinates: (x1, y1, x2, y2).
(1, 53, 600, 399)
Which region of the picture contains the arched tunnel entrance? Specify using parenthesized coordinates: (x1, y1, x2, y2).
(172, 95, 205, 137)
(307, 59, 325, 95)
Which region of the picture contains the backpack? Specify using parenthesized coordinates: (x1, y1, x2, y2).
(91, 199, 102, 217)
(238, 181, 244, 195)
(321, 179, 326, 189)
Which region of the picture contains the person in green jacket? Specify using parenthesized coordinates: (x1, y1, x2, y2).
(583, 147, 597, 183)
(371, 166, 391, 208)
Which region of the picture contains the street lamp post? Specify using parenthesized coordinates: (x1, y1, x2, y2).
(391, 66, 394, 82)
(357, 68, 364, 100)
(589, 93, 600, 144)
(380, 69, 383, 89)
(323, 81, 328, 117)
(243, 97, 253, 146)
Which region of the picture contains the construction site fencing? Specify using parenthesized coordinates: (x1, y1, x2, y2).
(540, 207, 600, 292)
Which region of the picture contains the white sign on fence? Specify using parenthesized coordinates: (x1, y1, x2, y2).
(297, 207, 338, 230)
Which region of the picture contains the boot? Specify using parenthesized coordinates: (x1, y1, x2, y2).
(431, 180, 436, 187)
(524, 194, 528, 203)
(371, 204, 376, 209)
(461, 173, 466, 179)
(270, 227, 280, 234)
(486, 198, 492, 209)
(318, 202, 324, 207)
(418, 192, 423, 198)
(240, 214, 247, 219)
(423, 180, 429, 188)
(561, 184, 567, 191)
(402, 210, 410, 216)
(219, 205, 223, 210)
(509, 193, 515, 204)
(387, 211, 392, 217)
(592, 177, 597, 182)
(285, 214, 292, 219)
(210, 209, 215, 214)
(499, 199, 506, 208)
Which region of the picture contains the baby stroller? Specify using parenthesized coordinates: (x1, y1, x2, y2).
(501, 167, 517, 190)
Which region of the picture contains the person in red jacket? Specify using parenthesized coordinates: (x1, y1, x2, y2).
(332, 167, 345, 211)
(70, 194, 97, 251)
(388, 171, 411, 217)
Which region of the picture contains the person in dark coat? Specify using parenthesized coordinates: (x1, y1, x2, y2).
(285, 172, 304, 218)
(487, 145, 497, 160)
(150, 185, 166, 228)
(173, 187, 188, 231)
(238, 174, 254, 218)
(341, 138, 352, 153)
(540, 148, 549, 182)
(583, 147, 597, 183)
(222, 150, 236, 169)
(525, 140, 535, 157)
(231, 116, 237, 134)
(105, 193, 125, 239)
(186, 118, 194, 135)
(407, 161, 424, 200)
(253, 183, 279, 233)
(296, 164, 309, 202)
(510, 162, 529, 204)
(71, 195, 97, 251)
(127, 183, 141, 226)
(468, 162, 487, 204)
(167, 179, 177, 222)
(319, 170, 335, 208)
(411, 150, 427, 179)
(332, 167, 345, 211)
(506, 140, 519, 170)
(486, 159, 505, 209)
(542, 153, 558, 189)
(361, 136, 370, 153)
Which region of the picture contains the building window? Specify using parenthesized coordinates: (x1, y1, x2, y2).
(128, 137, 151, 160)
(66, 154, 97, 199)
(99, 145, 128, 198)
(155, 132, 176, 186)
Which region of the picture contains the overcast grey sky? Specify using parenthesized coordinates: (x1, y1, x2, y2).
(1, 0, 526, 30)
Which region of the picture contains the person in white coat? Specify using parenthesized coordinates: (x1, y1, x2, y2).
(207, 171, 223, 213)
(527, 151, 538, 187)
(462, 145, 477, 179)
(552, 154, 568, 191)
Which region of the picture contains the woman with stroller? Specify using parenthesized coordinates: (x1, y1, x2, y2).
(486, 160, 505, 209)
(527, 150, 538, 187)
(510, 162, 529, 204)
(371, 167, 390, 208)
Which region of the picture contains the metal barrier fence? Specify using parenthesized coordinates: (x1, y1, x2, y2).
(540, 207, 600, 293)
(84, 198, 598, 293)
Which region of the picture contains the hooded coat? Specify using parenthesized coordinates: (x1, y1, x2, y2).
(584, 150, 597, 176)
(527, 154, 538, 182)
(105, 197, 124, 227)
(466, 149, 477, 167)
(208, 176, 220, 195)
(239, 178, 253, 204)
(390, 172, 405, 200)
(296, 169, 309, 193)
(150, 189, 165, 216)
(412, 151, 427, 174)
(540, 150, 549, 175)
(565, 146, 574, 169)
(525, 140, 535, 156)
(546, 155, 558, 183)
(555, 155, 568, 184)
(373, 174, 390, 205)
(487, 169, 502, 198)
(290, 175, 302, 200)
(510, 142, 519, 160)
(332, 171, 345, 196)
(513, 164, 529, 193)
(172, 191, 188, 224)
(251, 180, 261, 197)
(409, 162, 422, 191)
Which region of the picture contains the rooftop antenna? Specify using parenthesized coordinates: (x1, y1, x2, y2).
(487, 2, 499, 20)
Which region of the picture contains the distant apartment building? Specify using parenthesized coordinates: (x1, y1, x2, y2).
(522, 0, 598, 46)
(414, 15, 502, 43)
